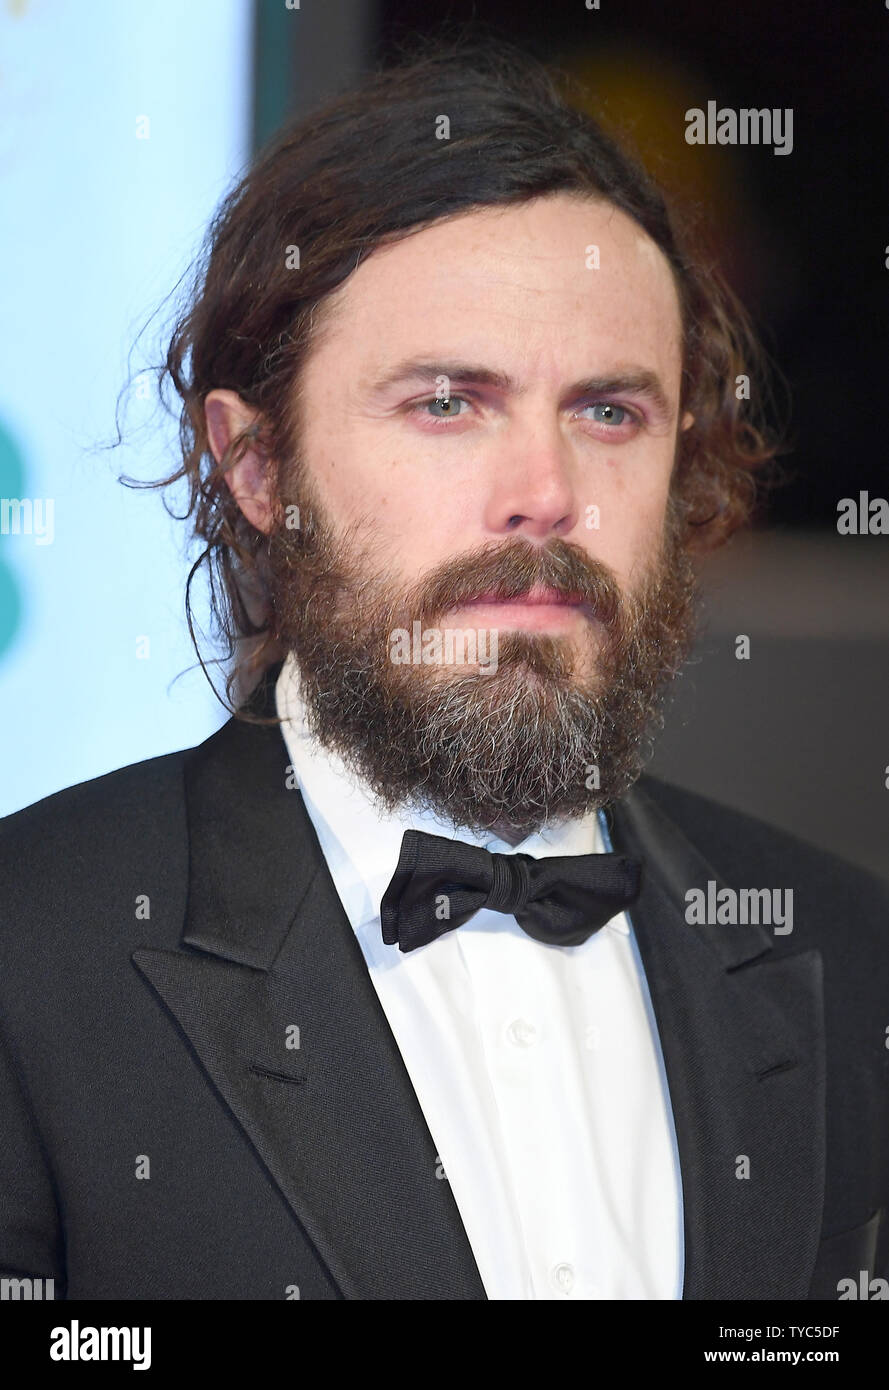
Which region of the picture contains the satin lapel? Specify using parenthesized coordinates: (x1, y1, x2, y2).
(132, 700, 486, 1300)
(606, 783, 826, 1300)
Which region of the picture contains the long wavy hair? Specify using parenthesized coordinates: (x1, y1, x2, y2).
(122, 36, 785, 714)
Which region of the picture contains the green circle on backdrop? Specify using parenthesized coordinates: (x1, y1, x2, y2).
(0, 419, 27, 661)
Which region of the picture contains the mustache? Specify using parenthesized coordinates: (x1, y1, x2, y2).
(404, 538, 623, 629)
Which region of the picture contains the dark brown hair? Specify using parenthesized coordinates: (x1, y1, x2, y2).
(123, 36, 783, 710)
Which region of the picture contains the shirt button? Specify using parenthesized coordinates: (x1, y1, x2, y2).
(506, 1018, 537, 1047)
(551, 1263, 575, 1295)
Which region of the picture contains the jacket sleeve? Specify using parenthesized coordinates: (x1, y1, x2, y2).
(0, 1019, 66, 1296)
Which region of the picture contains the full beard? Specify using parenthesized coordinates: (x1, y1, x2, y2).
(257, 481, 699, 842)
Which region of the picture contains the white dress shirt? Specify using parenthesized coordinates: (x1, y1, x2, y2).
(276, 653, 684, 1299)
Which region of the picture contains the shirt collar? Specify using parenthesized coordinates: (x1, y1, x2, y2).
(275, 652, 628, 935)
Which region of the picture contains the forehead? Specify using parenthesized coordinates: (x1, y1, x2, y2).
(311, 192, 684, 391)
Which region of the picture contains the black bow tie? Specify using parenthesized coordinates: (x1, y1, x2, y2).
(380, 828, 642, 953)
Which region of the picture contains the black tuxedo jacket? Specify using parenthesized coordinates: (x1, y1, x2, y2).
(1, 671, 887, 1300)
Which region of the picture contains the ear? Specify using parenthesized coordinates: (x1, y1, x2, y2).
(204, 389, 275, 535)
(680, 410, 695, 432)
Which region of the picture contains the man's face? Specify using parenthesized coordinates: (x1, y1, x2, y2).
(295, 192, 686, 669)
(212, 192, 699, 840)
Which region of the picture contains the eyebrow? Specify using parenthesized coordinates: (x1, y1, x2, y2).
(368, 358, 674, 418)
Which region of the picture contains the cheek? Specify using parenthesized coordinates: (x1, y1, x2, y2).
(576, 462, 672, 573)
(301, 435, 387, 529)
(355, 476, 455, 578)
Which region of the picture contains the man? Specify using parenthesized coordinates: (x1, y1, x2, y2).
(1, 42, 886, 1302)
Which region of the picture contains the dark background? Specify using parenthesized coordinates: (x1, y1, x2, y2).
(250, 0, 888, 876)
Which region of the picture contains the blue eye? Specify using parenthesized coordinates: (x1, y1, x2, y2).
(581, 402, 630, 426)
(424, 395, 468, 419)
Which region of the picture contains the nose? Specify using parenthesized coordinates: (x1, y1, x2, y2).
(481, 418, 581, 540)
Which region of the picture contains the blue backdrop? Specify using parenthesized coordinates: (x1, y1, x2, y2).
(0, 0, 252, 816)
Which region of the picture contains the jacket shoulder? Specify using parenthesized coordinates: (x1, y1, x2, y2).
(1, 745, 188, 848)
(0, 745, 194, 933)
(636, 773, 889, 903)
